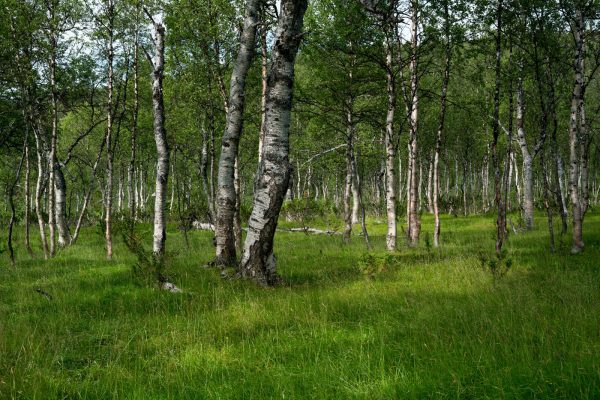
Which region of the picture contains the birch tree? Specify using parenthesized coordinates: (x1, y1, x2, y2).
(239, 0, 309, 285)
(214, 0, 261, 267)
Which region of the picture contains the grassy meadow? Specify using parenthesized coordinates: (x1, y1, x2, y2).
(1, 213, 599, 399)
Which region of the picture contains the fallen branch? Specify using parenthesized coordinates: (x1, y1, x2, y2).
(192, 221, 215, 231)
(279, 227, 341, 235)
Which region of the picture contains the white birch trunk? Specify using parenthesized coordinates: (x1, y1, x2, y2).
(240, 0, 309, 285)
(214, 0, 261, 266)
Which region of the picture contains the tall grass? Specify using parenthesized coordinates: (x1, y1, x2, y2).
(0, 213, 599, 399)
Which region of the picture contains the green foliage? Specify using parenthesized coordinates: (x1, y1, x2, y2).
(357, 252, 400, 279)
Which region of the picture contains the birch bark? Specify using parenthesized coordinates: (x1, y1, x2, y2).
(239, 0, 309, 285)
(214, 0, 261, 266)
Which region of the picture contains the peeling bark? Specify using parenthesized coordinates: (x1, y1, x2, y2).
(384, 32, 397, 251)
(149, 20, 169, 261)
(239, 0, 309, 286)
(215, 0, 261, 266)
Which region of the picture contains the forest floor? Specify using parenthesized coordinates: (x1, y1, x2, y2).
(1, 213, 599, 399)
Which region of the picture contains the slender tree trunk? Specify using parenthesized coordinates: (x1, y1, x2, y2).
(104, 0, 115, 259)
(71, 139, 105, 245)
(568, 9, 585, 253)
(24, 125, 33, 254)
(384, 33, 396, 251)
(515, 75, 534, 230)
(32, 124, 49, 259)
(426, 156, 433, 213)
(433, 2, 450, 247)
(344, 134, 353, 243)
(8, 144, 26, 265)
(541, 148, 554, 251)
(239, 0, 308, 285)
(214, 0, 261, 266)
(548, 68, 568, 234)
(48, 20, 58, 256)
(353, 149, 371, 249)
(128, 28, 139, 223)
(149, 20, 169, 260)
(492, 0, 505, 255)
(407, 0, 420, 246)
(258, 21, 268, 164)
(234, 156, 243, 252)
(54, 165, 71, 246)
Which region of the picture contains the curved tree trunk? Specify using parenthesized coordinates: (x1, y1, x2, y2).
(214, 0, 261, 266)
(239, 0, 309, 286)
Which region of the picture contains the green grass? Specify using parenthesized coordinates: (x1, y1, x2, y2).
(1, 213, 600, 399)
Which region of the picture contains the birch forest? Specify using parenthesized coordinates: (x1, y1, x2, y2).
(1, 0, 600, 398)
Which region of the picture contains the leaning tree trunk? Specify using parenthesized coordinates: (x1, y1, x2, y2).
(150, 21, 169, 260)
(383, 32, 397, 251)
(568, 9, 585, 254)
(214, 0, 261, 267)
(239, 0, 309, 286)
(433, 1, 451, 247)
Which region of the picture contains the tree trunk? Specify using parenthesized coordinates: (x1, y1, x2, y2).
(104, 0, 115, 259)
(515, 76, 534, 230)
(568, 9, 585, 253)
(258, 21, 268, 164)
(48, 21, 58, 256)
(214, 0, 261, 266)
(492, 0, 506, 255)
(384, 33, 396, 251)
(344, 135, 353, 243)
(54, 165, 71, 246)
(239, 0, 308, 286)
(234, 156, 243, 252)
(24, 125, 32, 254)
(407, 1, 420, 246)
(71, 139, 105, 245)
(8, 143, 26, 265)
(128, 28, 139, 223)
(434, 2, 450, 247)
(32, 123, 49, 259)
(150, 20, 169, 260)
